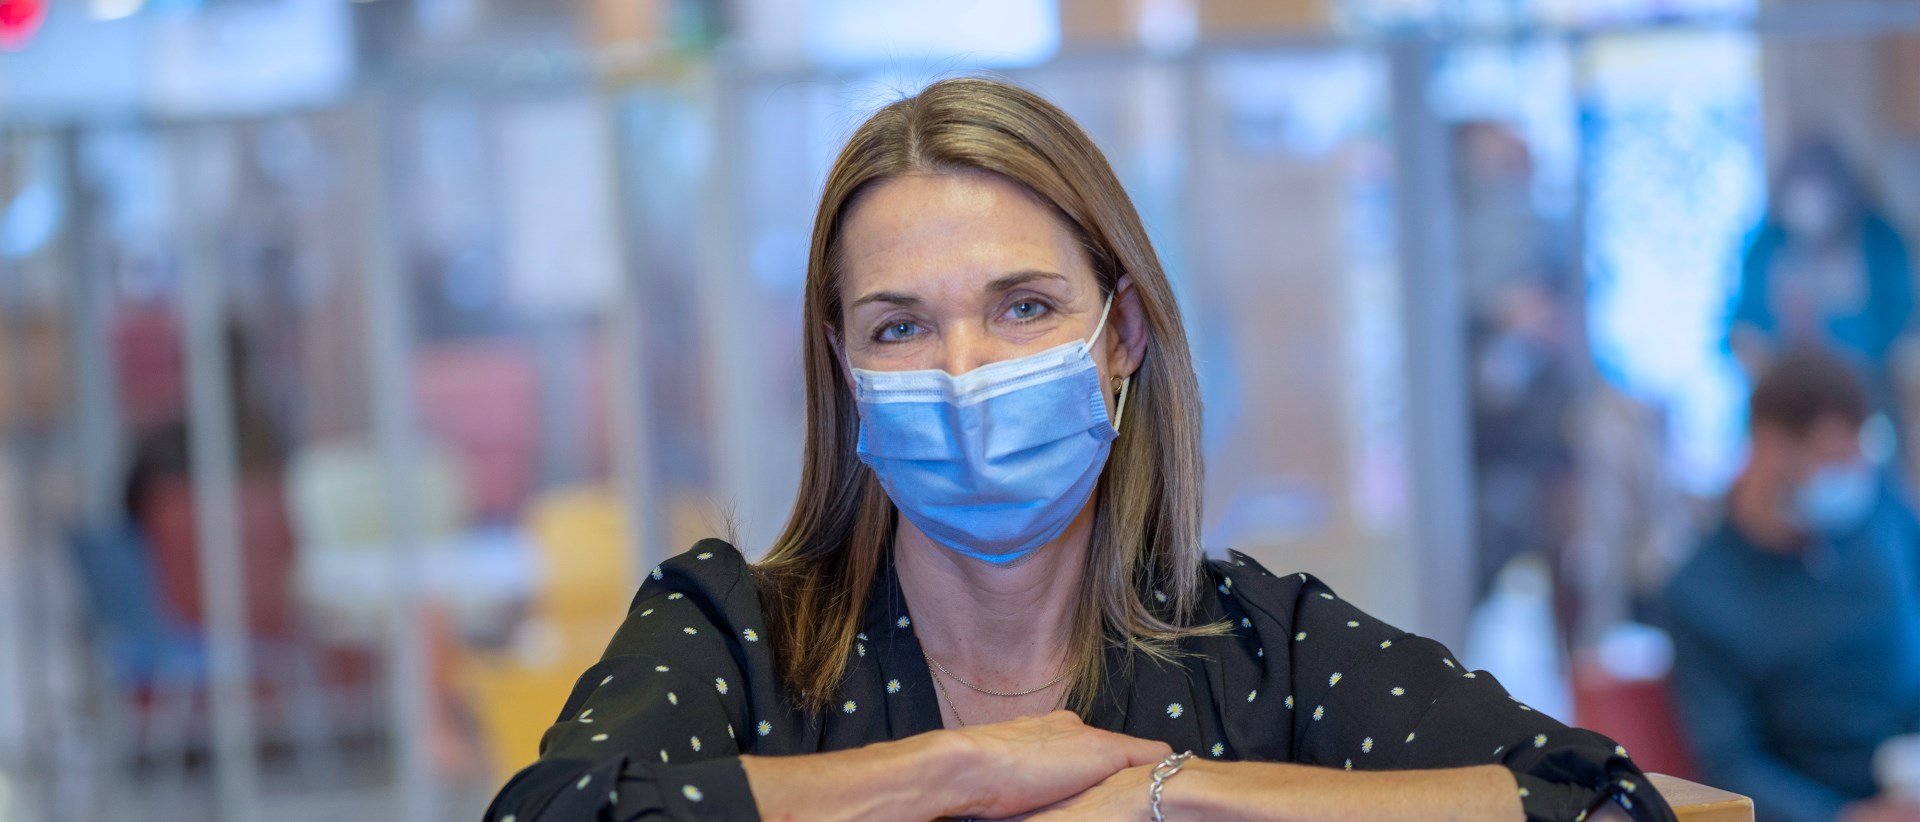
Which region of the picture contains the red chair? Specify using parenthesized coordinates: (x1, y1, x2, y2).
(1571, 654, 1701, 781)
(137, 473, 369, 780)
(142, 474, 298, 640)
(412, 341, 540, 521)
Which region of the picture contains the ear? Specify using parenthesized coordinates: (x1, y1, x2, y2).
(1104, 274, 1149, 380)
(824, 322, 856, 393)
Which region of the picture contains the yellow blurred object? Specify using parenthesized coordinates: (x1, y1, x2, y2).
(457, 484, 637, 783)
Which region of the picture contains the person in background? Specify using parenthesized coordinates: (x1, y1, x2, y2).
(1663, 350, 1920, 822)
(1728, 139, 1915, 434)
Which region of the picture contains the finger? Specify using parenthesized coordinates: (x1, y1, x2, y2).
(1102, 732, 1174, 767)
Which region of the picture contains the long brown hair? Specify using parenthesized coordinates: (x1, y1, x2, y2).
(752, 76, 1226, 717)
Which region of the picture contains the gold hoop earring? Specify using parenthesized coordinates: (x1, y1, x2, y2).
(1110, 374, 1124, 398)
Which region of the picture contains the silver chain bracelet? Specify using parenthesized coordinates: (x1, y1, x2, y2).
(1148, 750, 1195, 822)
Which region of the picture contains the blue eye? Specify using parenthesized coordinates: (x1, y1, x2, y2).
(1007, 300, 1049, 322)
(875, 320, 920, 343)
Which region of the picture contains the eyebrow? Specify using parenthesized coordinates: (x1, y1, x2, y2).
(847, 270, 1069, 312)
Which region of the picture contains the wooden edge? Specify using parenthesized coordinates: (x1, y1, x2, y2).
(1647, 773, 1754, 822)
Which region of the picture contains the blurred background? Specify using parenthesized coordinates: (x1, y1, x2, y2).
(3, 0, 1919, 819)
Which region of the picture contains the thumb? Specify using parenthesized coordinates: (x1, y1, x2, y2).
(1107, 733, 1174, 768)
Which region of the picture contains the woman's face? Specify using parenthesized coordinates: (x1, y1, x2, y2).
(834, 169, 1123, 379)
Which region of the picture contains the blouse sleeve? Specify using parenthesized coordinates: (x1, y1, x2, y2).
(1240, 556, 1675, 822)
(485, 540, 762, 822)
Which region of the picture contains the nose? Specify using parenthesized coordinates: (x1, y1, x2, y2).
(937, 325, 996, 376)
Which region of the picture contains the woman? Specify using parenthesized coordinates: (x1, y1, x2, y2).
(487, 77, 1671, 821)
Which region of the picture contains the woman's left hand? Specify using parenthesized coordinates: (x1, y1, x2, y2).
(1001, 762, 1160, 821)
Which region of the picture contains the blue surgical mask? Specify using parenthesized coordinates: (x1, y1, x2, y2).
(852, 295, 1128, 565)
(1792, 460, 1878, 539)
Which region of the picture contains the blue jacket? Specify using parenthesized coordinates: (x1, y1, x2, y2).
(1663, 482, 1920, 822)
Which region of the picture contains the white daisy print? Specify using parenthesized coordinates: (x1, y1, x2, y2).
(667, 692, 678, 705)
(682, 627, 697, 635)
(886, 679, 901, 694)
(682, 785, 703, 802)
(1247, 690, 1257, 702)
(1294, 631, 1307, 641)
(650, 567, 663, 580)
(1319, 592, 1334, 600)
(1406, 732, 1416, 743)
(576, 775, 592, 789)
(1153, 590, 1168, 603)
(1442, 658, 1456, 668)
(655, 664, 670, 672)
(1614, 745, 1629, 758)
(896, 616, 911, 629)
(1343, 758, 1352, 770)
(715, 677, 728, 695)
(600, 675, 614, 686)
(1328, 672, 1342, 687)
(668, 593, 684, 600)
(1313, 705, 1325, 721)
(579, 708, 594, 719)
(691, 736, 702, 751)
(696, 551, 713, 560)
(742, 628, 759, 642)
(660, 749, 669, 762)
(1167, 703, 1184, 718)
(1256, 648, 1264, 658)
(641, 609, 654, 617)
(757, 720, 772, 736)
(1390, 686, 1405, 696)
(1284, 695, 1294, 709)
(1362, 737, 1374, 753)
(1379, 640, 1392, 649)
(1241, 617, 1251, 628)
(1217, 583, 1230, 595)
(842, 700, 857, 714)
(1210, 742, 1224, 757)
(856, 642, 866, 657)
(1346, 621, 1360, 628)
(857, 632, 868, 641)
(1518, 787, 1531, 798)
(1533, 734, 1548, 748)
(591, 733, 608, 742)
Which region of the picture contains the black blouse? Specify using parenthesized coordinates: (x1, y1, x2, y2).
(487, 539, 1674, 821)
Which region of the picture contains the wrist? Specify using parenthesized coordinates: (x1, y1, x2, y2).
(1158, 759, 1234, 819)
(906, 729, 983, 818)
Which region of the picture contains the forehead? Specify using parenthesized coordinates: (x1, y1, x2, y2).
(836, 170, 1093, 298)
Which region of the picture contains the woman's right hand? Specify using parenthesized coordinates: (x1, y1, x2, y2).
(935, 710, 1173, 820)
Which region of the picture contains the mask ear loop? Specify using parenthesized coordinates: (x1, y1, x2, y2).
(1085, 293, 1130, 432)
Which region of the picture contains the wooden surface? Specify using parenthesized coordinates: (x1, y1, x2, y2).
(1650, 773, 1754, 822)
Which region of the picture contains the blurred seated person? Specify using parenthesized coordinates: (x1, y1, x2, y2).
(1727, 139, 1914, 428)
(1664, 350, 1920, 822)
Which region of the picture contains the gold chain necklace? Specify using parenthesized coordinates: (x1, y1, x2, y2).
(927, 654, 1071, 697)
(929, 660, 1069, 728)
